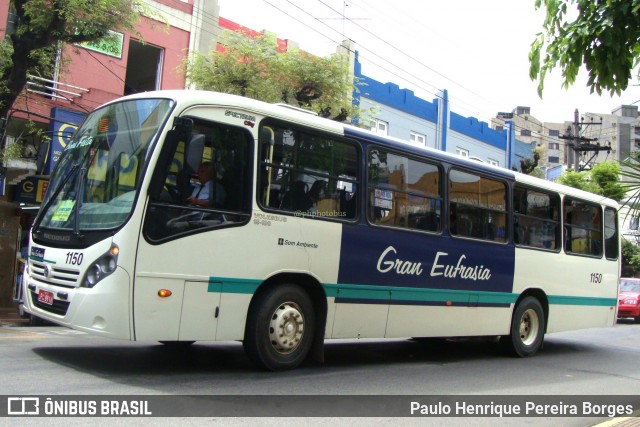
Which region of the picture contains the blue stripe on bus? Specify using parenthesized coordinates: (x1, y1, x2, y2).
(208, 276, 616, 307)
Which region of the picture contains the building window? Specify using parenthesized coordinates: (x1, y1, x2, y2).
(548, 129, 560, 137)
(549, 142, 560, 150)
(456, 148, 469, 158)
(370, 119, 388, 136)
(495, 125, 504, 132)
(125, 39, 164, 95)
(548, 156, 560, 163)
(410, 131, 426, 146)
(521, 129, 531, 136)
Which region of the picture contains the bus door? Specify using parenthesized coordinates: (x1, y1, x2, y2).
(134, 115, 253, 341)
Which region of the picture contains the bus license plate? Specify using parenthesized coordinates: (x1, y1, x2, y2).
(37, 289, 54, 306)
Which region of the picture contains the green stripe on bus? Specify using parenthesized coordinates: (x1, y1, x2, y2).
(323, 283, 517, 305)
(28, 256, 56, 264)
(547, 295, 617, 306)
(208, 276, 616, 307)
(208, 277, 261, 294)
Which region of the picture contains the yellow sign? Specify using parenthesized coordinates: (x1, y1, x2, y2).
(51, 200, 75, 222)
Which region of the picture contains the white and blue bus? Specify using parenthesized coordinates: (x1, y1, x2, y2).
(23, 91, 620, 370)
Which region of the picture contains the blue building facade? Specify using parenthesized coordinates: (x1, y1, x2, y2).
(352, 52, 534, 170)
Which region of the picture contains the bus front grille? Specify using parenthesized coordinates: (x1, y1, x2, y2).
(29, 260, 79, 289)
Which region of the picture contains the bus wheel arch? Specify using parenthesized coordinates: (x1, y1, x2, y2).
(243, 273, 327, 370)
(501, 290, 548, 357)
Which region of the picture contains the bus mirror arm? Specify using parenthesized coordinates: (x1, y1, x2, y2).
(148, 130, 181, 200)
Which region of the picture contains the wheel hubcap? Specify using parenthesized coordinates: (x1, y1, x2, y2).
(519, 308, 539, 346)
(269, 302, 305, 354)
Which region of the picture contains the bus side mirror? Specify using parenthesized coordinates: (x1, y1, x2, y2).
(148, 130, 180, 200)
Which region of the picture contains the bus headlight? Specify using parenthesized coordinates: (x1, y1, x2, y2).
(81, 244, 119, 288)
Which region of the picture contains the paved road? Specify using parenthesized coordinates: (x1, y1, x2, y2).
(0, 320, 639, 426)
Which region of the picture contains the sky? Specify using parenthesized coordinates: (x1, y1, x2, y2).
(216, 0, 640, 124)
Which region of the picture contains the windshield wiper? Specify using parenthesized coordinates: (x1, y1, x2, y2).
(73, 165, 87, 236)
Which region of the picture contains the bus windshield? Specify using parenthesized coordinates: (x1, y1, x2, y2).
(36, 98, 174, 232)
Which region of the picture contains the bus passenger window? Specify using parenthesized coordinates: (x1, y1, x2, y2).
(367, 148, 441, 232)
(513, 185, 560, 250)
(604, 207, 618, 259)
(448, 169, 506, 243)
(258, 123, 359, 220)
(563, 198, 603, 257)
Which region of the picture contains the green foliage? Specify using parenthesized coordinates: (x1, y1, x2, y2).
(557, 169, 599, 192)
(186, 30, 361, 122)
(590, 161, 626, 201)
(519, 146, 542, 175)
(530, 0, 640, 97)
(619, 155, 640, 221)
(622, 239, 640, 276)
(0, 0, 145, 117)
(557, 161, 625, 200)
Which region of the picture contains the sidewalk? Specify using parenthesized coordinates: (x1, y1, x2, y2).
(0, 307, 30, 327)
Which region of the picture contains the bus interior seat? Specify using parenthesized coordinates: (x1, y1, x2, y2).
(281, 180, 309, 210)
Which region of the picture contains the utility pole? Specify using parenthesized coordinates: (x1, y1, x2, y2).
(559, 108, 609, 171)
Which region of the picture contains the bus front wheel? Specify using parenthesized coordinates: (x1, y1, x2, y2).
(501, 296, 545, 357)
(243, 284, 315, 371)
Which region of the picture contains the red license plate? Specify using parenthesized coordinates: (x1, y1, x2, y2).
(37, 289, 54, 305)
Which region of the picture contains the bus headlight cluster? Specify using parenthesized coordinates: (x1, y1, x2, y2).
(81, 244, 119, 288)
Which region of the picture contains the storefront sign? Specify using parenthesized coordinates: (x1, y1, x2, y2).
(77, 30, 124, 58)
(14, 176, 49, 204)
(47, 107, 87, 175)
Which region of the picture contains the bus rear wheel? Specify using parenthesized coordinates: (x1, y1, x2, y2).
(501, 296, 545, 357)
(244, 284, 315, 371)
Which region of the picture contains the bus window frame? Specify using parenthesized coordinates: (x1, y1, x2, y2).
(142, 115, 255, 245)
(365, 144, 444, 235)
(604, 206, 619, 261)
(447, 167, 509, 245)
(512, 183, 562, 253)
(256, 119, 361, 223)
(562, 196, 604, 258)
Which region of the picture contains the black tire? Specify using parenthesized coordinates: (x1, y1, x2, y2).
(243, 284, 315, 371)
(29, 315, 46, 326)
(634, 317, 640, 324)
(501, 296, 545, 357)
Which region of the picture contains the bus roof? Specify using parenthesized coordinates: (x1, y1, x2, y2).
(111, 90, 619, 209)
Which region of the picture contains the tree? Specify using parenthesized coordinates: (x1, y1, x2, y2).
(622, 239, 640, 277)
(557, 161, 625, 201)
(0, 0, 144, 121)
(529, 0, 640, 96)
(518, 146, 542, 175)
(186, 29, 361, 122)
(589, 161, 627, 201)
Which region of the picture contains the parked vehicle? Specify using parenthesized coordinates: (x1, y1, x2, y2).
(618, 278, 640, 323)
